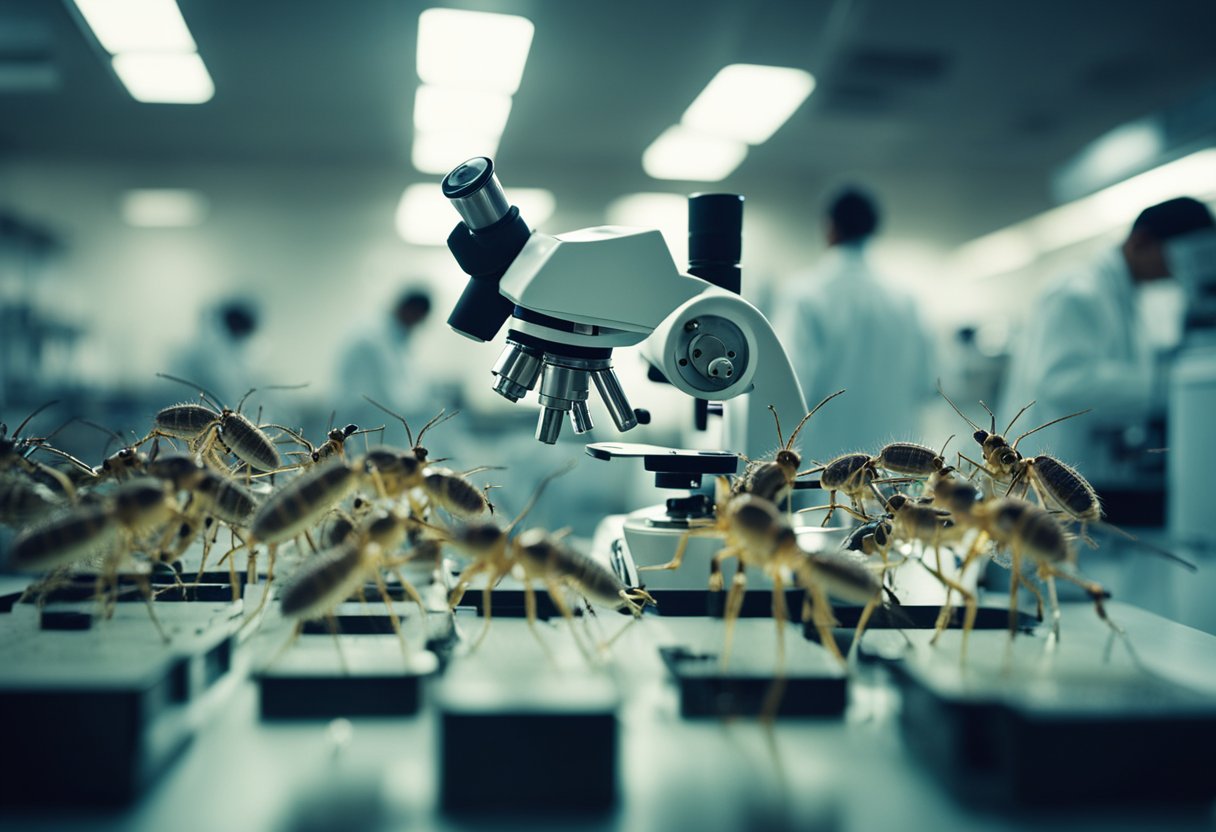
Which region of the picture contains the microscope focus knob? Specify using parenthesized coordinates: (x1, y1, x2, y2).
(706, 357, 734, 379)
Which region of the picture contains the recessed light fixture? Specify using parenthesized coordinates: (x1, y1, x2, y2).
(413, 85, 513, 136)
(111, 52, 214, 104)
(416, 8, 535, 95)
(71, 0, 196, 54)
(682, 64, 815, 145)
(397, 183, 555, 245)
(957, 148, 1216, 278)
(120, 189, 209, 227)
(642, 126, 748, 182)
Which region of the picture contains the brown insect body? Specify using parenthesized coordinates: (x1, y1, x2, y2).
(251, 461, 359, 544)
(876, 442, 946, 478)
(279, 540, 367, 620)
(0, 472, 60, 524)
(216, 410, 282, 473)
(424, 467, 490, 518)
(152, 403, 220, 440)
(8, 503, 117, 572)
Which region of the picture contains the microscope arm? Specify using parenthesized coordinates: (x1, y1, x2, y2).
(642, 287, 807, 460)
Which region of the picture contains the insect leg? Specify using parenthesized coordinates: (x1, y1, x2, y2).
(133, 569, 170, 644)
(803, 580, 844, 665)
(521, 579, 554, 660)
(544, 577, 593, 661)
(371, 566, 409, 662)
(720, 558, 748, 670)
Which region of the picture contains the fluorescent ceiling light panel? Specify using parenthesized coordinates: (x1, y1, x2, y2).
(957, 148, 1216, 278)
(413, 85, 513, 136)
(112, 52, 213, 103)
(396, 184, 452, 245)
(416, 8, 534, 95)
(72, 0, 196, 54)
(121, 189, 208, 227)
(397, 183, 555, 245)
(412, 131, 501, 175)
(682, 64, 815, 145)
(642, 126, 747, 182)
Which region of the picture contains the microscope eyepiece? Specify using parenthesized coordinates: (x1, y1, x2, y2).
(688, 193, 743, 294)
(442, 157, 511, 230)
(442, 157, 532, 343)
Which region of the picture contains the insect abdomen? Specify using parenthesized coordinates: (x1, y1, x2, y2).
(252, 463, 358, 543)
(279, 541, 365, 619)
(1031, 456, 1100, 521)
(8, 505, 116, 571)
(820, 454, 870, 489)
(221, 413, 281, 472)
(154, 404, 218, 439)
(877, 442, 939, 476)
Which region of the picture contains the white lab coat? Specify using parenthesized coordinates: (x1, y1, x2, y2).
(332, 318, 431, 429)
(169, 310, 267, 406)
(770, 244, 933, 459)
(999, 247, 1155, 479)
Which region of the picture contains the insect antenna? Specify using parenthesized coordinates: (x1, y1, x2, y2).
(363, 395, 414, 447)
(1011, 409, 1092, 450)
(235, 382, 310, 415)
(415, 408, 459, 448)
(978, 400, 997, 434)
(505, 460, 577, 533)
(938, 434, 955, 458)
(783, 388, 847, 450)
(12, 400, 60, 439)
(156, 373, 226, 411)
(936, 381, 982, 433)
(1001, 399, 1037, 435)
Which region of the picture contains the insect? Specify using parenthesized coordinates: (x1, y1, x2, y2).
(937, 381, 1089, 486)
(151, 374, 306, 474)
(0, 471, 61, 526)
(1, 402, 94, 500)
(446, 464, 583, 653)
(362, 395, 457, 464)
(734, 389, 846, 504)
(798, 550, 891, 658)
(873, 436, 953, 479)
(232, 458, 364, 624)
(644, 477, 846, 665)
(423, 466, 499, 519)
(511, 527, 657, 655)
(974, 496, 1122, 644)
(275, 509, 434, 670)
(798, 453, 882, 527)
(8, 477, 179, 641)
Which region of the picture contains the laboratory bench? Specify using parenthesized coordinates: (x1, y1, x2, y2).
(1, 541, 1215, 832)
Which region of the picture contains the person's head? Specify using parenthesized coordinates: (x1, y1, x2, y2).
(825, 187, 881, 247)
(393, 288, 432, 332)
(219, 299, 258, 341)
(1122, 197, 1215, 283)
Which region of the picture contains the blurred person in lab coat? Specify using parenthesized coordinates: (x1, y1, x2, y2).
(771, 187, 934, 459)
(333, 287, 433, 427)
(170, 297, 266, 404)
(999, 196, 1215, 480)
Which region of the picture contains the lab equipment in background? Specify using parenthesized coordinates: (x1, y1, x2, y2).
(0, 213, 83, 406)
(441, 156, 806, 458)
(1167, 227, 1216, 549)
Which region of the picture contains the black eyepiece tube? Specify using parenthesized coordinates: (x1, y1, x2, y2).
(442, 157, 533, 342)
(687, 193, 743, 295)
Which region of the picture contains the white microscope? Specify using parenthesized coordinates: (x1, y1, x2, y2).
(441, 157, 814, 586)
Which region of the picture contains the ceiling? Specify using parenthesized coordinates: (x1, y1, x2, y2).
(1, 0, 1215, 242)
